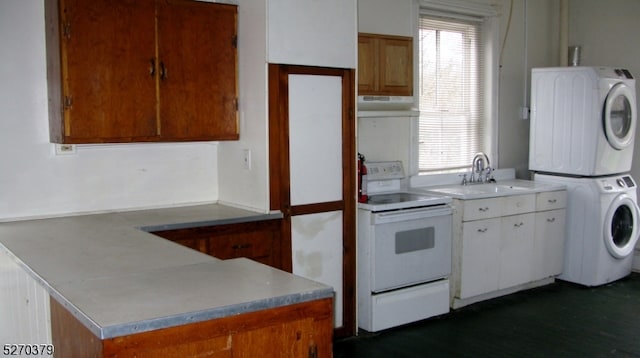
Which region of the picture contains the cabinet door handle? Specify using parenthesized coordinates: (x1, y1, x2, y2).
(478, 207, 490, 212)
(514, 222, 524, 228)
(308, 343, 318, 358)
(232, 243, 252, 250)
(160, 62, 167, 80)
(150, 58, 156, 77)
(548, 199, 557, 203)
(547, 217, 556, 223)
(477, 228, 488, 233)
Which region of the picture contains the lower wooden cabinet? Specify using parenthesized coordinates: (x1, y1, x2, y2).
(51, 296, 333, 357)
(152, 219, 284, 270)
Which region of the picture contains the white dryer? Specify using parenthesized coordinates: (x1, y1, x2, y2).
(529, 67, 637, 176)
(534, 173, 640, 286)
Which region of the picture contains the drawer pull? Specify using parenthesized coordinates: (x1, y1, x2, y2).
(514, 222, 524, 228)
(547, 217, 556, 223)
(548, 199, 557, 203)
(232, 243, 252, 250)
(478, 207, 490, 212)
(477, 228, 488, 233)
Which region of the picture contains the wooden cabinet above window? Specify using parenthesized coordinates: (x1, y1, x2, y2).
(45, 0, 239, 144)
(358, 33, 413, 96)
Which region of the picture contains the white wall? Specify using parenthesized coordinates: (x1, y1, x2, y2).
(268, 0, 357, 68)
(498, 0, 559, 178)
(358, 0, 415, 36)
(0, 1, 219, 221)
(218, 1, 270, 212)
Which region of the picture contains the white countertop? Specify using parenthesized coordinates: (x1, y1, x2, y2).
(0, 204, 332, 339)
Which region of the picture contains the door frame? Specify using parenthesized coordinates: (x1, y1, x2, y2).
(268, 64, 356, 338)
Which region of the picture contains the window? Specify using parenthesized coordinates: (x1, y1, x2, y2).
(417, 3, 497, 174)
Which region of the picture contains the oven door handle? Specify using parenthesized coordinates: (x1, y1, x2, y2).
(372, 206, 452, 224)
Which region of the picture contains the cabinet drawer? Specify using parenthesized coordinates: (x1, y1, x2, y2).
(536, 190, 567, 211)
(208, 234, 274, 263)
(502, 194, 535, 216)
(461, 198, 502, 221)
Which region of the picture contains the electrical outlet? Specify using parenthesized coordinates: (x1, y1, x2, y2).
(243, 149, 252, 170)
(55, 144, 76, 155)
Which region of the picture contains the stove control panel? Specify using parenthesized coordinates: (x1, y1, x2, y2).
(365, 161, 405, 181)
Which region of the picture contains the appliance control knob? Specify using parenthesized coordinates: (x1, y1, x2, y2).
(617, 178, 626, 187)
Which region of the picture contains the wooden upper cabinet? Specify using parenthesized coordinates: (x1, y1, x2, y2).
(157, 0, 238, 141)
(358, 33, 413, 97)
(45, 0, 239, 144)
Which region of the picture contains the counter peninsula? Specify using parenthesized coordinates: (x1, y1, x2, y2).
(0, 204, 333, 357)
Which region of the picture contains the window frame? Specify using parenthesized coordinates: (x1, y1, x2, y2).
(410, 0, 499, 176)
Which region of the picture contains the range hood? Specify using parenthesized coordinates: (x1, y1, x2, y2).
(357, 95, 416, 110)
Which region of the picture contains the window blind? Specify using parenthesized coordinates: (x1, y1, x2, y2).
(418, 15, 486, 173)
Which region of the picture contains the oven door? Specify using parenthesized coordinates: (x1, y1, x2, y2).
(370, 206, 452, 293)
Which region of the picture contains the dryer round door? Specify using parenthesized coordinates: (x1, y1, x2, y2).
(603, 82, 636, 150)
(604, 193, 640, 259)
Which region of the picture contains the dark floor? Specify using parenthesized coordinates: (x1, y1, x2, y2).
(335, 273, 640, 357)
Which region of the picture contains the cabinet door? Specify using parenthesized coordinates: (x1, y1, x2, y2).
(378, 37, 412, 96)
(357, 33, 412, 96)
(157, 1, 238, 141)
(58, 0, 158, 142)
(499, 213, 535, 289)
(234, 318, 319, 358)
(533, 209, 566, 280)
(459, 218, 500, 299)
(357, 35, 377, 94)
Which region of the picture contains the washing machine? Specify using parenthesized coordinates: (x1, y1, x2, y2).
(534, 173, 640, 286)
(529, 67, 637, 176)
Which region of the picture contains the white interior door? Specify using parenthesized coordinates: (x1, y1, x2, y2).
(288, 74, 344, 327)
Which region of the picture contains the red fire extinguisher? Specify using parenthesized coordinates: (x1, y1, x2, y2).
(358, 153, 368, 203)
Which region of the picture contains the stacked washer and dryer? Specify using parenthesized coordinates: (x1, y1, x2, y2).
(530, 66, 640, 286)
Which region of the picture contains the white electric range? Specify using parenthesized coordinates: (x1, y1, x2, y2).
(357, 161, 452, 332)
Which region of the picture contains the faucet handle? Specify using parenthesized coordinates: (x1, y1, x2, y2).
(459, 173, 468, 186)
(485, 167, 495, 182)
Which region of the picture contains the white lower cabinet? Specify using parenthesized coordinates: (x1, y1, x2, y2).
(459, 218, 500, 298)
(533, 209, 566, 280)
(499, 213, 535, 290)
(452, 190, 566, 307)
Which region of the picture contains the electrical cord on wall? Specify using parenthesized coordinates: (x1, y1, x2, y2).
(522, 0, 529, 114)
(499, 0, 514, 68)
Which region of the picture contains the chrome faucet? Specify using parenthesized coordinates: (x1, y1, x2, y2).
(470, 152, 491, 183)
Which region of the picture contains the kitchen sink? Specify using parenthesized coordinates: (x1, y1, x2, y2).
(414, 180, 562, 200)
